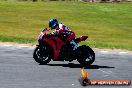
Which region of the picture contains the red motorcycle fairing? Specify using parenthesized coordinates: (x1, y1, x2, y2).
(43, 37, 65, 61)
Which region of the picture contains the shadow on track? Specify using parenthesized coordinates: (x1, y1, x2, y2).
(43, 63, 115, 69)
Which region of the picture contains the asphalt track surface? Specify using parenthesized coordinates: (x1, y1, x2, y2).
(0, 45, 132, 88)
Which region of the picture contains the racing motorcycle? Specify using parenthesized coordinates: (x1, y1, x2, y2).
(33, 30, 95, 66)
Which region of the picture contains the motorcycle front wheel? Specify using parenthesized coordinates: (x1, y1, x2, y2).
(33, 45, 52, 65)
(77, 45, 95, 66)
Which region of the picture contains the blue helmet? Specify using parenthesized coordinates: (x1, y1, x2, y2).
(49, 18, 59, 29)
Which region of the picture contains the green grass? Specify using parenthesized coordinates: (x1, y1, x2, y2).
(0, 1, 132, 50)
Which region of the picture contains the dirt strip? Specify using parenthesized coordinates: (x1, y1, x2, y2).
(0, 42, 132, 54)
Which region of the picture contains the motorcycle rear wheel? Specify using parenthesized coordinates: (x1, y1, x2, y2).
(33, 45, 52, 65)
(77, 45, 95, 66)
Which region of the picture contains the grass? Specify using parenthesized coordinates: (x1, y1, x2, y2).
(0, 1, 132, 50)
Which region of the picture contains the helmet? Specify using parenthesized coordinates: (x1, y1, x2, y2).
(49, 18, 58, 29)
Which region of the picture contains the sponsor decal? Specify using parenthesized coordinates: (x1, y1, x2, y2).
(78, 67, 131, 86)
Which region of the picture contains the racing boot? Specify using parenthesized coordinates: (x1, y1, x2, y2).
(70, 40, 79, 50)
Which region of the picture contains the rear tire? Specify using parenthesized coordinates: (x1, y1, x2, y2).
(77, 45, 95, 66)
(33, 45, 52, 65)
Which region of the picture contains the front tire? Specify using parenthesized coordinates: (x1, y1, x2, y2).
(77, 45, 95, 66)
(33, 45, 52, 65)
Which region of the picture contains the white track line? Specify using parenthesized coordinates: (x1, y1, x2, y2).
(18, 46, 31, 48)
(119, 52, 128, 54)
(100, 51, 108, 53)
(1, 44, 34, 49)
(98, 69, 120, 79)
(3, 45, 13, 47)
(99, 50, 130, 55)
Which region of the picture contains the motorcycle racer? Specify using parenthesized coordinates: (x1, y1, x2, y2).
(34, 18, 95, 65)
(39, 18, 78, 50)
